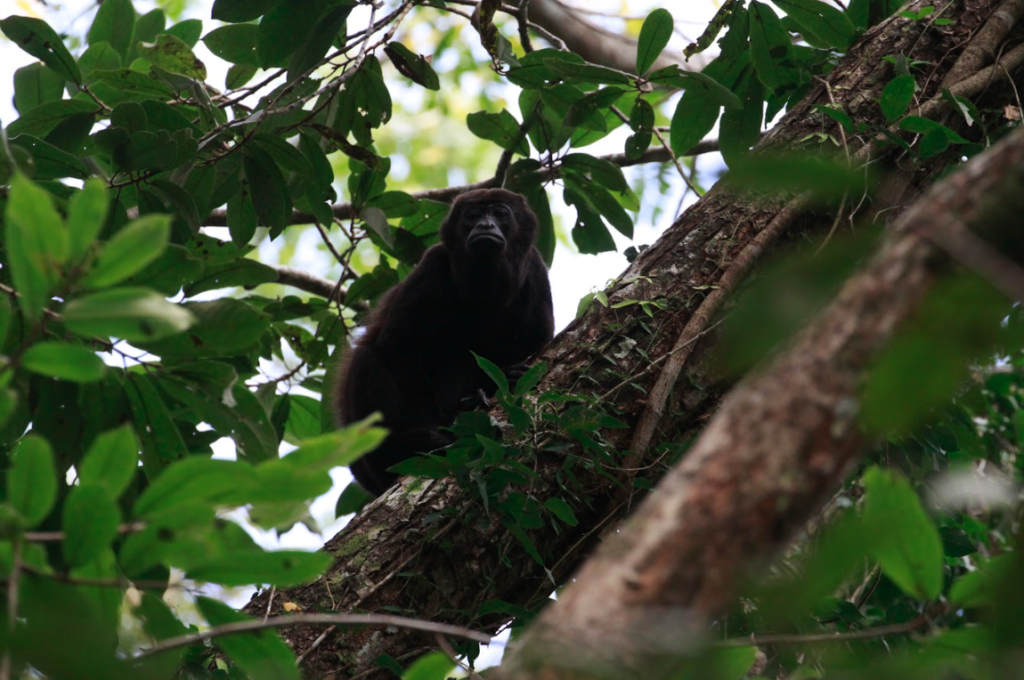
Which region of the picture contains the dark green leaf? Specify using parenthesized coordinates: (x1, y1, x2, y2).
(880, 74, 916, 121)
(636, 9, 674, 75)
(212, 0, 286, 23)
(514, 361, 547, 396)
(474, 353, 509, 394)
(287, 5, 353, 84)
(124, 373, 188, 478)
(545, 59, 633, 86)
(335, 482, 373, 517)
(467, 110, 530, 157)
(183, 258, 278, 297)
(775, 0, 856, 49)
(12, 62, 65, 114)
(87, 0, 135, 61)
(384, 41, 440, 90)
(203, 24, 259, 66)
(243, 148, 292, 233)
(544, 497, 579, 526)
(749, 1, 798, 93)
(8, 99, 97, 138)
(11, 134, 91, 180)
(0, 16, 82, 83)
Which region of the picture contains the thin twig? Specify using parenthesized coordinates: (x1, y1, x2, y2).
(714, 614, 931, 648)
(24, 521, 146, 543)
(0, 539, 21, 680)
(136, 613, 490, 659)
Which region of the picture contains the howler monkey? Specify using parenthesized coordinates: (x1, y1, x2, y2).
(336, 188, 554, 496)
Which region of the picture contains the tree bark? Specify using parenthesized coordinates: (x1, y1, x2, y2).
(240, 3, 1024, 678)
(495, 119, 1024, 680)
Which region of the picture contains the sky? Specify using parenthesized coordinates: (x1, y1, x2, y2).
(0, 0, 722, 663)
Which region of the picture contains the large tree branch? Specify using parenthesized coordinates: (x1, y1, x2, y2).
(497, 120, 1024, 680)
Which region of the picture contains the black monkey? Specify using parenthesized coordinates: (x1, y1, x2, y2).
(336, 188, 554, 496)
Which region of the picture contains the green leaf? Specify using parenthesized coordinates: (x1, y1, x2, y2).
(545, 497, 579, 526)
(256, 0, 320, 68)
(189, 550, 331, 587)
(63, 288, 195, 342)
(401, 652, 455, 680)
(899, 115, 969, 143)
(133, 458, 258, 518)
(467, 110, 530, 157)
(21, 342, 107, 383)
(749, 1, 797, 93)
(6, 99, 96, 138)
(473, 353, 509, 394)
(183, 258, 278, 297)
(124, 372, 188, 478)
(0, 16, 82, 84)
(203, 24, 259, 66)
(775, 0, 856, 49)
(514, 361, 547, 396)
(66, 179, 111, 263)
(8, 435, 57, 527)
(335, 481, 373, 517)
(167, 19, 203, 48)
(545, 59, 634, 86)
(196, 597, 301, 680)
(719, 67, 765, 166)
(141, 298, 269, 360)
(83, 215, 171, 289)
(79, 424, 139, 498)
(243, 148, 291, 233)
(211, 0, 286, 23)
(138, 34, 207, 79)
(4, 174, 67, 320)
(949, 554, 1012, 607)
(0, 295, 10, 350)
(384, 41, 441, 90)
(62, 484, 121, 567)
(286, 4, 353, 84)
(863, 467, 943, 600)
(87, 0, 136, 62)
(10, 134, 91, 180)
(636, 8, 674, 75)
(880, 74, 916, 121)
(79, 42, 122, 77)
(12, 62, 65, 114)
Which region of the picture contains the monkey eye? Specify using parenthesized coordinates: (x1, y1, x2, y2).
(492, 206, 511, 219)
(465, 209, 483, 220)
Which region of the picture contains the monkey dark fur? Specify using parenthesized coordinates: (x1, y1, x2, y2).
(336, 188, 554, 496)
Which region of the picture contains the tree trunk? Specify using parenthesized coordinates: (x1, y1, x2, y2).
(241, 2, 1024, 677)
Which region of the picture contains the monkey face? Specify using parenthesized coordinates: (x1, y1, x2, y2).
(463, 203, 512, 255)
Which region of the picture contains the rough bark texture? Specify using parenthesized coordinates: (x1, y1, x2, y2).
(496, 119, 1024, 680)
(240, 3, 1022, 678)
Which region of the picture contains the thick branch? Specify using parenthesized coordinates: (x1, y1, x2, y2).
(498, 119, 1024, 680)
